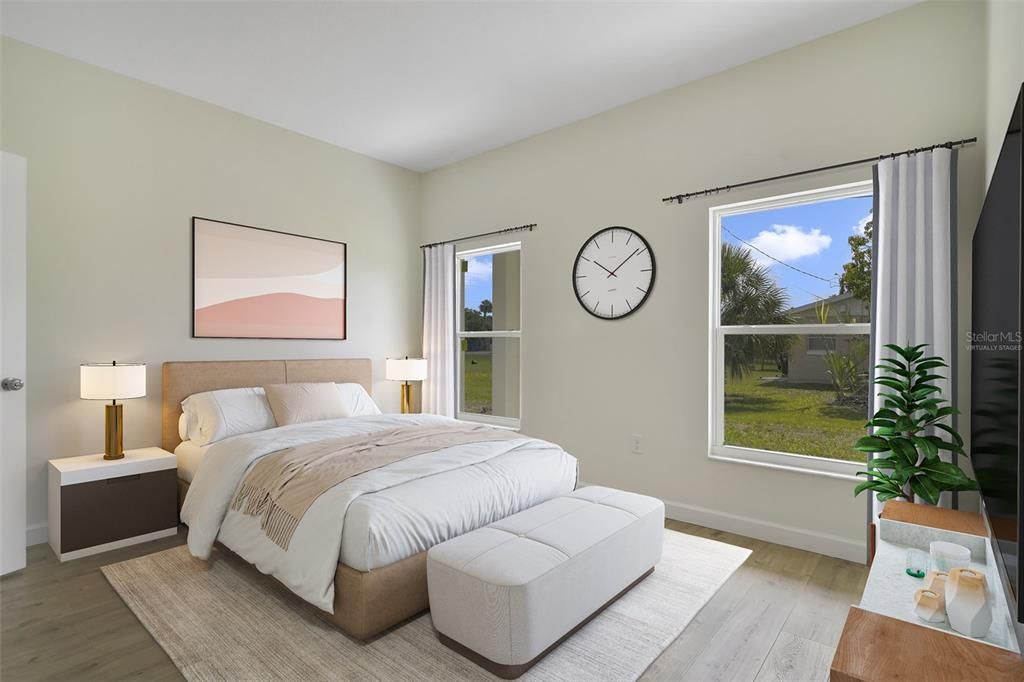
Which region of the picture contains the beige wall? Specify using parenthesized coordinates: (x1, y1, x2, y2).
(1, 38, 423, 530)
(421, 1, 989, 558)
(984, 0, 1024, 184)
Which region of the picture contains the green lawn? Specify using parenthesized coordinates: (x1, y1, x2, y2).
(462, 351, 492, 414)
(724, 368, 867, 462)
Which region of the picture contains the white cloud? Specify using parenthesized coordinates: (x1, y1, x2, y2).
(852, 212, 873, 235)
(464, 255, 492, 285)
(747, 224, 831, 266)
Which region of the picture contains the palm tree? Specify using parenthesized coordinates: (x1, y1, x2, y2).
(720, 243, 793, 379)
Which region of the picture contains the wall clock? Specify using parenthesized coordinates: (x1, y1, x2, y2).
(572, 226, 655, 320)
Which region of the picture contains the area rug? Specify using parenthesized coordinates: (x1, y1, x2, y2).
(102, 529, 750, 681)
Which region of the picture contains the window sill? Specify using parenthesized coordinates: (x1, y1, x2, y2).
(709, 445, 862, 481)
(457, 412, 521, 431)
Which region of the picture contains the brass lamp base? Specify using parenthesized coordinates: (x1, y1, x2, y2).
(104, 402, 124, 460)
(400, 382, 412, 414)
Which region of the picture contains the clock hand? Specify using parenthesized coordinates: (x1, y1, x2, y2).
(591, 260, 618, 278)
(606, 248, 640, 278)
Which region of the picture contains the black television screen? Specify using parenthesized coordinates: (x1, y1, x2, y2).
(972, 83, 1023, 627)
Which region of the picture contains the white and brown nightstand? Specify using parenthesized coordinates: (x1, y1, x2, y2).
(47, 447, 178, 562)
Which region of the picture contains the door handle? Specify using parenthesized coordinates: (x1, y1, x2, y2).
(2, 377, 24, 391)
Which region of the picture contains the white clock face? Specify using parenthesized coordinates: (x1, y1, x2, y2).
(572, 227, 655, 319)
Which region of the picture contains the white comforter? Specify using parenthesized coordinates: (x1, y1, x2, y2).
(181, 414, 578, 612)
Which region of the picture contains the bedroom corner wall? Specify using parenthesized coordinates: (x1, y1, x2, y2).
(419, 0, 988, 561)
(0, 38, 423, 536)
(984, 0, 1024, 184)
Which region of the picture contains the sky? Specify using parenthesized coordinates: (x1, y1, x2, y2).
(464, 253, 493, 311)
(721, 194, 873, 308)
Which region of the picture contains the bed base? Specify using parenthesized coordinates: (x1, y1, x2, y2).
(177, 477, 428, 640)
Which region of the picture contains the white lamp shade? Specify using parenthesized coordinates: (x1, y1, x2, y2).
(80, 363, 146, 400)
(386, 358, 427, 382)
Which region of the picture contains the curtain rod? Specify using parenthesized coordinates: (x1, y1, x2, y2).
(420, 223, 536, 249)
(662, 136, 977, 205)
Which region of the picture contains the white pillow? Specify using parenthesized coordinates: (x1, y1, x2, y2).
(178, 412, 191, 442)
(336, 383, 382, 417)
(264, 382, 347, 426)
(181, 386, 277, 446)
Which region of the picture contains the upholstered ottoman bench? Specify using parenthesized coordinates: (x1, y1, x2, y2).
(426, 486, 664, 678)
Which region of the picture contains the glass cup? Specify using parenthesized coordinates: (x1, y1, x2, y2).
(906, 548, 929, 578)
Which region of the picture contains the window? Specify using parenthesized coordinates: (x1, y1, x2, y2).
(709, 181, 872, 478)
(807, 336, 836, 354)
(456, 242, 521, 429)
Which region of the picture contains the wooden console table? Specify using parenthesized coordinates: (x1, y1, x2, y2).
(830, 502, 1024, 680)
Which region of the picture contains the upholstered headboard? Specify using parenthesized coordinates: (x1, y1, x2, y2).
(161, 359, 373, 452)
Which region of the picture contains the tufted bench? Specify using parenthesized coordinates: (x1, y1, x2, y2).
(426, 486, 664, 678)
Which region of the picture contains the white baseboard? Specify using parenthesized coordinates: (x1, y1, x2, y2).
(662, 498, 865, 564)
(577, 481, 865, 564)
(26, 522, 48, 547)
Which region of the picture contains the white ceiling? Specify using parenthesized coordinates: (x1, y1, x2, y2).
(1, 1, 915, 172)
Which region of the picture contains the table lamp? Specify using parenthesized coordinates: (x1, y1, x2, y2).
(386, 357, 427, 414)
(80, 361, 146, 460)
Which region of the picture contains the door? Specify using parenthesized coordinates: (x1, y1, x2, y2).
(1, 152, 27, 575)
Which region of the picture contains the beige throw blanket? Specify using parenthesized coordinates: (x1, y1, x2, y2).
(230, 424, 518, 549)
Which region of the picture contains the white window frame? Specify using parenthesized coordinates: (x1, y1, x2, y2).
(709, 181, 872, 480)
(455, 241, 522, 430)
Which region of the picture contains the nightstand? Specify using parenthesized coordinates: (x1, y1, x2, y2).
(48, 447, 178, 562)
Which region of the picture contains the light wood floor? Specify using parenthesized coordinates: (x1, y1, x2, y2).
(1, 520, 866, 681)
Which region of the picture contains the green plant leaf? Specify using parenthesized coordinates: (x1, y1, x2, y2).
(932, 422, 965, 447)
(889, 437, 918, 465)
(877, 491, 902, 502)
(915, 359, 948, 371)
(911, 436, 939, 458)
(867, 457, 899, 470)
(875, 378, 909, 392)
(866, 418, 896, 429)
(877, 357, 907, 370)
(880, 392, 910, 410)
(911, 386, 941, 399)
(884, 344, 917, 361)
(918, 459, 973, 487)
(910, 476, 940, 505)
(855, 436, 891, 452)
(894, 416, 917, 431)
(873, 408, 900, 420)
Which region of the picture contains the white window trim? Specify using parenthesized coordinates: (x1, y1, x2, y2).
(708, 180, 872, 479)
(455, 241, 522, 430)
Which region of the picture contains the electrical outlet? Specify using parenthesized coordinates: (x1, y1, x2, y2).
(631, 434, 642, 454)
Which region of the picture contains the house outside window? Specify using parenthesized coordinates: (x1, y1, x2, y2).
(709, 182, 873, 478)
(456, 242, 521, 429)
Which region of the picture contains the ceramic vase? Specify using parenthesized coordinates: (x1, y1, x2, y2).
(913, 588, 946, 623)
(946, 568, 992, 638)
(923, 570, 949, 599)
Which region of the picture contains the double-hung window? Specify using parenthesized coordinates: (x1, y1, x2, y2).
(456, 242, 521, 429)
(709, 181, 873, 478)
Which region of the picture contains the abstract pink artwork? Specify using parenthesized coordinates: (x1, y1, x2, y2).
(192, 218, 346, 339)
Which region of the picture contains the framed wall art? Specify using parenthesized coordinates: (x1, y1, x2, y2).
(192, 217, 347, 340)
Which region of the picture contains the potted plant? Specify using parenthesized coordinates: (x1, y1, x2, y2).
(854, 343, 978, 505)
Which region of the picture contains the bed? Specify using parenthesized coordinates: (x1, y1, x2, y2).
(163, 359, 578, 639)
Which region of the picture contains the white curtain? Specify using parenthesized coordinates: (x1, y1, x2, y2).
(871, 147, 958, 522)
(421, 243, 456, 417)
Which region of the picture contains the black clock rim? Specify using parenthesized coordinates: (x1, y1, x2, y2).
(572, 226, 656, 321)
